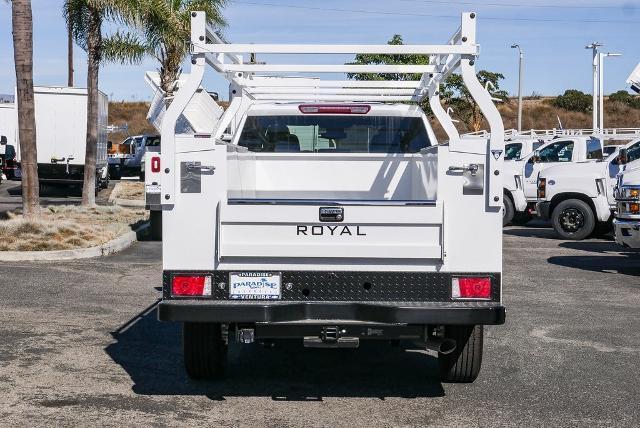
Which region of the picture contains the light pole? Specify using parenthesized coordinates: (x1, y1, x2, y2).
(585, 42, 602, 132)
(598, 52, 622, 131)
(511, 44, 524, 132)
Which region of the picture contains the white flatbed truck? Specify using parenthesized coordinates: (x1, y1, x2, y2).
(151, 11, 505, 383)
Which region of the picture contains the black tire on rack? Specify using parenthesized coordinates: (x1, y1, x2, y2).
(439, 325, 484, 383)
(183, 322, 227, 380)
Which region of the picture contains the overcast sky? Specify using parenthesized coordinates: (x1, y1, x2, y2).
(1, 0, 639, 101)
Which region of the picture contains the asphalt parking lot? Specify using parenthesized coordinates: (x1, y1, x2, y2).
(1, 226, 639, 426)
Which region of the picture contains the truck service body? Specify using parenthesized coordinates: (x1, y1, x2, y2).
(150, 11, 505, 383)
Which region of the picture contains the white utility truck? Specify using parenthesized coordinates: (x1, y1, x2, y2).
(536, 139, 640, 240)
(502, 135, 605, 226)
(0, 102, 18, 180)
(614, 159, 640, 248)
(151, 11, 505, 383)
(5, 86, 109, 188)
(613, 63, 640, 247)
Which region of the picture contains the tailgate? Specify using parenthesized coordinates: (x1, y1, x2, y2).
(219, 202, 443, 259)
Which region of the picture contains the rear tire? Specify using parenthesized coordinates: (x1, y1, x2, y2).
(503, 196, 515, 227)
(439, 325, 483, 383)
(183, 322, 227, 380)
(551, 199, 595, 240)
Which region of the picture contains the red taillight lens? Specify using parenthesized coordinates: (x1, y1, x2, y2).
(151, 156, 161, 173)
(452, 277, 492, 300)
(298, 104, 371, 114)
(172, 276, 209, 296)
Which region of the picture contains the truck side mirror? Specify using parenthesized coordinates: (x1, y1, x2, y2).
(619, 148, 628, 165)
(0, 136, 6, 145)
(529, 150, 540, 164)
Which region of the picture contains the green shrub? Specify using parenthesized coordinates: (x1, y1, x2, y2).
(553, 90, 592, 113)
(609, 90, 640, 109)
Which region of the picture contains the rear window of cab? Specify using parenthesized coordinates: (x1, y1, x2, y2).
(238, 115, 431, 153)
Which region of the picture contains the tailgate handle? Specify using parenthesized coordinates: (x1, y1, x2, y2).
(448, 163, 479, 176)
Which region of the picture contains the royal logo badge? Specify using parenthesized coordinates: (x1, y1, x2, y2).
(491, 149, 503, 160)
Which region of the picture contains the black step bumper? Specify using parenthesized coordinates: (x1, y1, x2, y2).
(158, 301, 506, 325)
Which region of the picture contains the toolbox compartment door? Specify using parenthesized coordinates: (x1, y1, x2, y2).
(219, 202, 443, 260)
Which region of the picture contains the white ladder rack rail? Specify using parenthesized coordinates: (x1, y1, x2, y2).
(159, 11, 504, 210)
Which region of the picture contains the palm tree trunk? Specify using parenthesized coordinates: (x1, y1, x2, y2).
(81, 5, 102, 206)
(11, 0, 40, 218)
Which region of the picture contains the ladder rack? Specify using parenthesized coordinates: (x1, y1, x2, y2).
(159, 11, 505, 210)
(190, 12, 477, 104)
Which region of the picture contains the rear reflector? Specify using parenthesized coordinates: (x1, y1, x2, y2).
(452, 277, 491, 300)
(298, 104, 371, 114)
(172, 275, 212, 296)
(151, 156, 161, 173)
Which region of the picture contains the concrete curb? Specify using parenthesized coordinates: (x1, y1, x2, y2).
(0, 223, 149, 262)
(112, 198, 145, 208)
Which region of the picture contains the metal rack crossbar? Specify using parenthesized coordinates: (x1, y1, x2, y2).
(189, 11, 477, 103)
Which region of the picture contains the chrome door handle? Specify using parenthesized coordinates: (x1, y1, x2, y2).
(448, 163, 479, 176)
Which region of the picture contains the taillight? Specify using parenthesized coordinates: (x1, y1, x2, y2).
(171, 275, 211, 296)
(537, 178, 546, 199)
(298, 104, 371, 114)
(151, 156, 161, 173)
(452, 277, 492, 300)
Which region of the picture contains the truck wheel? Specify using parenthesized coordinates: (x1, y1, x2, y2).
(183, 322, 227, 380)
(439, 325, 483, 383)
(551, 199, 595, 240)
(503, 196, 515, 227)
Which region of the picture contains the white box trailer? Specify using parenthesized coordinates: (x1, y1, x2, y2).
(149, 11, 505, 384)
(13, 86, 109, 187)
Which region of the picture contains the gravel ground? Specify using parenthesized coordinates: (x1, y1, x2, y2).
(0, 227, 638, 427)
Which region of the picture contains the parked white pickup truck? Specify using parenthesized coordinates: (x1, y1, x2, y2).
(614, 158, 640, 248)
(535, 139, 640, 239)
(503, 136, 603, 226)
(149, 11, 505, 384)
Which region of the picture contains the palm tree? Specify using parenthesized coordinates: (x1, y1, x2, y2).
(119, 0, 227, 103)
(11, 0, 40, 218)
(64, 0, 145, 206)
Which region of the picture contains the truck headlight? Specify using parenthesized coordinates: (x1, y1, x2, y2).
(617, 186, 640, 201)
(537, 178, 546, 199)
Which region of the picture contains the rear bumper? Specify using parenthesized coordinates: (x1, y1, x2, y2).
(614, 218, 640, 248)
(158, 301, 506, 325)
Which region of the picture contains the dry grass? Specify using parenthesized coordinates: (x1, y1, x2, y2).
(113, 181, 144, 201)
(0, 205, 148, 251)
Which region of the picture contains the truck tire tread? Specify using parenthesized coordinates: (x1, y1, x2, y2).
(439, 325, 483, 383)
(183, 322, 227, 380)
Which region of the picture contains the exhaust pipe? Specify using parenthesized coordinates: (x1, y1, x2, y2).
(425, 337, 457, 355)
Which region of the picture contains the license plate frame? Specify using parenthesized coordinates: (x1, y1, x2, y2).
(229, 272, 282, 300)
